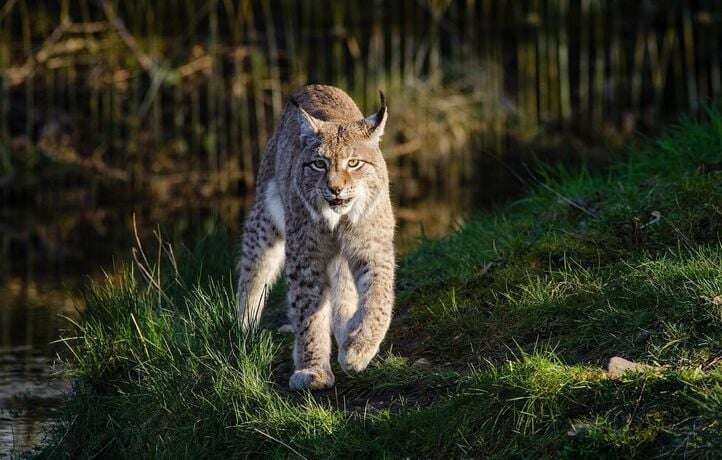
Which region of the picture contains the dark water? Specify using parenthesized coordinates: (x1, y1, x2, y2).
(0, 282, 73, 458)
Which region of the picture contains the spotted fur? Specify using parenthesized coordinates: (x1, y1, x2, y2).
(237, 85, 395, 390)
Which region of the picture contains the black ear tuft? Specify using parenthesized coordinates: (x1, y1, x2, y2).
(289, 95, 300, 109)
(362, 90, 388, 142)
(373, 90, 387, 128)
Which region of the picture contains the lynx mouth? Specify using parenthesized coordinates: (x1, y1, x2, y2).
(326, 197, 352, 208)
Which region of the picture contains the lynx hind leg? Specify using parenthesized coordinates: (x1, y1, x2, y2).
(329, 256, 358, 349)
(237, 200, 285, 332)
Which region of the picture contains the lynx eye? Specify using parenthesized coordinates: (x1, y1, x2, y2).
(347, 158, 362, 169)
(310, 159, 327, 171)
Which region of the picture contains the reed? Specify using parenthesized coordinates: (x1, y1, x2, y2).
(1, 0, 721, 195)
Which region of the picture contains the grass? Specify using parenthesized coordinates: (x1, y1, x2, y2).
(36, 110, 722, 458)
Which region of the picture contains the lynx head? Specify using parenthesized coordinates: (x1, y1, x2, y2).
(292, 92, 388, 226)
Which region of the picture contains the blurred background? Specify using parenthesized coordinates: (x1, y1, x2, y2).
(1, 0, 721, 454)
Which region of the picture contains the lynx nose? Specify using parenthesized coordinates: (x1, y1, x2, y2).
(327, 182, 343, 196)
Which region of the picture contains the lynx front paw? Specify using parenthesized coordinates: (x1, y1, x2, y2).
(338, 337, 379, 373)
(289, 368, 335, 391)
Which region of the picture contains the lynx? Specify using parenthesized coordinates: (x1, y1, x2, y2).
(237, 85, 395, 391)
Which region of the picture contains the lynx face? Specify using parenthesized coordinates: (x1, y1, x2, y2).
(294, 99, 388, 224)
(300, 134, 385, 219)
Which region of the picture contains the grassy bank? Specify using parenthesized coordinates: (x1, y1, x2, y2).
(39, 112, 722, 458)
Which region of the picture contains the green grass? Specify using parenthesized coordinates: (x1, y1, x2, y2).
(38, 111, 722, 458)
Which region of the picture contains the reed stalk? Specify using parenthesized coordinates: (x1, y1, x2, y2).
(2, 0, 721, 197)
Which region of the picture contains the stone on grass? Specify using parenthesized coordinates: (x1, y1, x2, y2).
(607, 356, 653, 378)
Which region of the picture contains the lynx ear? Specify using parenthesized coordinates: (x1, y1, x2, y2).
(290, 96, 323, 143)
(363, 90, 388, 144)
